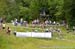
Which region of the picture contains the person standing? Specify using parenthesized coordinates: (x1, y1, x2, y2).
(20, 18, 23, 26)
(14, 18, 18, 26)
(2, 23, 6, 29)
(23, 21, 27, 27)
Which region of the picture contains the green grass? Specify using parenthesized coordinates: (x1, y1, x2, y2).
(0, 23, 75, 49)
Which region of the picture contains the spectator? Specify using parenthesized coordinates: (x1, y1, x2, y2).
(45, 20, 49, 25)
(15, 18, 18, 22)
(49, 20, 52, 25)
(14, 21, 18, 26)
(32, 19, 39, 25)
(20, 18, 23, 26)
(0, 18, 3, 23)
(53, 21, 56, 25)
(14, 18, 18, 26)
(57, 28, 63, 38)
(61, 20, 66, 26)
(73, 26, 75, 31)
(56, 22, 60, 26)
(11, 20, 14, 25)
(23, 21, 28, 27)
(6, 27, 11, 35)
(45, 29, 49, 32)
(2, 23, 6, 29)
(36, 19, 39, 24)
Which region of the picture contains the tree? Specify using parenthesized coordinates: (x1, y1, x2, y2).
(0, 0, 7, 16)
(69, 0, 75, 28)
(64, 0, 72, 28)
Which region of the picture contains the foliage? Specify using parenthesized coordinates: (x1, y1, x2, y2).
(0, 0, 74, 28)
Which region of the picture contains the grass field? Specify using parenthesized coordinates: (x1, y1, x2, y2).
(0, 23, 75, 49)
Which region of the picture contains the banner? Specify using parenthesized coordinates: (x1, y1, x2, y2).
(15, 32, 52, 38)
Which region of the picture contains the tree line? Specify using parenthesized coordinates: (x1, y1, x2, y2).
(0, 0, 75, 28)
